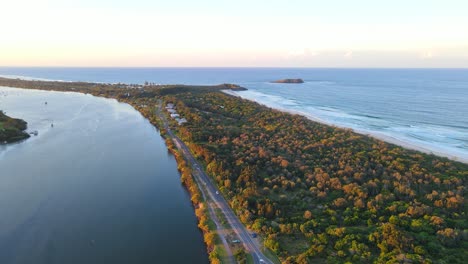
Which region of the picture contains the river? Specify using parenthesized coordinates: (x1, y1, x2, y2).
(0, 87, 208, 264)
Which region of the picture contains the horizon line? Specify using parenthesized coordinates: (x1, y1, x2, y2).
(1, 66, 467, 70)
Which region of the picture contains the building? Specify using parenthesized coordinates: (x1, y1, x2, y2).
(176, 118, 187, 125)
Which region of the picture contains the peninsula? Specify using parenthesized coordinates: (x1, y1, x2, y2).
(0, 111, 30, 143)
(0, 77, 466, 264)
(271, 78, 304, 84)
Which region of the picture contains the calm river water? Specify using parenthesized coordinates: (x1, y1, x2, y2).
(0, 87, 208, 264)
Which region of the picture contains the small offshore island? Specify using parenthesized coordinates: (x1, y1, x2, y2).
(271, 78, 304, 84)
(0, 110, 30, 143)
(0, 77, 467, 264)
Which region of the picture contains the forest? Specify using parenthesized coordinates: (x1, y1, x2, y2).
(1, 78, 467, 263)
(162, 90, 467, 263)
(0, 110, 30, 143)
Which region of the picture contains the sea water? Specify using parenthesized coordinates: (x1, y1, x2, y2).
(1, 67, 467, 162)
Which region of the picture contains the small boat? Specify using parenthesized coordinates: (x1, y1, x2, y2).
(30, 131, 38, 136)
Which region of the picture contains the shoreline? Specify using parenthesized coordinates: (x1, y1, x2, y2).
(0, 87, 213, 263)
(0, 110, 30, 144)
(2, 80, 467, 262)
(223, 89, 468, 164)
(0, 84, 238, 263)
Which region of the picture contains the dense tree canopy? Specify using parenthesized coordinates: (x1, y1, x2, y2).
(164, 91, 467, 263)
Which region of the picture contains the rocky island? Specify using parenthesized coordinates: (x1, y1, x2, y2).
(271, 78, 304, 84)
(0, 111, 30, 143)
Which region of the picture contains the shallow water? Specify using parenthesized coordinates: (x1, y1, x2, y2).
(0, 87, 208, 264)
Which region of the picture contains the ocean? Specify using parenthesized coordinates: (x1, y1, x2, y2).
(1, 67, 467, 162)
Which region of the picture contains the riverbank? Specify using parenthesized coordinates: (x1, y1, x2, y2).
(2, 77, 467, 263)
(0, 111, 30, 143)
(0, 87, 210, 264)
(0, 78, 251, 264)
(223, 89, 468, 164)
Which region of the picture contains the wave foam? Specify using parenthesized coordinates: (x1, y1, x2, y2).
(224, 89, 468, 164)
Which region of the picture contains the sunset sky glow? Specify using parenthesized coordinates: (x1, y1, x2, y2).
(1, 0, 467, 67)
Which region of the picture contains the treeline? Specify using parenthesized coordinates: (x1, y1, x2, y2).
(0, 110, 30, 143)
(163, 91, 468, 263)
(164, 136, 222, 263)
(0, 77, 245, 99)
(127, 96, 224, 264)
(122, 96, 224, 264)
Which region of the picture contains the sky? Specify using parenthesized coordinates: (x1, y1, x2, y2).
(1, 0, 467, 67)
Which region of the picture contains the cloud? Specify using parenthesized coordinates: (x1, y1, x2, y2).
(421, 51, 434, 59)
(344, 51, 353, 58)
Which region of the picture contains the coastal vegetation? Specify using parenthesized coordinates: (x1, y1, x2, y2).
(0, 110, 30, 143)
(165, 137, 225, 264)
(1, 78, 467, 263)
(161, 91, 468, 263)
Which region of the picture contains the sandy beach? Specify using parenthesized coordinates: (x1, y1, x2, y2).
(223, 89, 468, 164)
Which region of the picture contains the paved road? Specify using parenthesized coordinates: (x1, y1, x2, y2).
(195, 172, 235, 264)
(157, 102, 274, 264)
